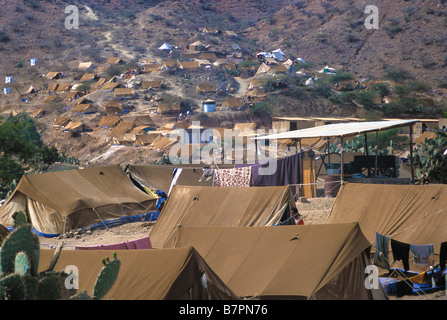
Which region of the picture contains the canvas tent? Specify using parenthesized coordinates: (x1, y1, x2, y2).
(53, 116, 71, 128)
(326, 183, 447, 252)
(98, 115, 121, 128)
(104, 100, 123, 114)
(149, 185, 295, 248)
(195, 83, 216, 94)
(141, 80, 162, 89)
(0, 165, 157, 236)
(158, 43, 173, 51)
(71, 103, 95, 114)
(163, 224, 387, 300)
(125, 165, 216, 195)
(114, 88, 136, 99)
(39, 246, 238, 300)
(222, 97, 244, 110)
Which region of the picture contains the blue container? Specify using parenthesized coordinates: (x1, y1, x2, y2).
(202, 100, 216, 112)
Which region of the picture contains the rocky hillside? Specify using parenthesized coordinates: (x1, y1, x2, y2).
(0, 0, 446, 165)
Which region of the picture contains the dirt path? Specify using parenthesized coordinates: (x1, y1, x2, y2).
(233, 76, 251, 97)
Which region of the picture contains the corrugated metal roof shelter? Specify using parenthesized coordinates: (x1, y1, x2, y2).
(257, 120, 418, 140)
(255, 119, 419, 183)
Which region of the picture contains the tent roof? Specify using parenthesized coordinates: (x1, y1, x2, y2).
(164, 224, 384, 299)
(0, 165, 156, 234)
(149, 185, 294, 248)
(326, 183, 447, 246)
(126, 165, 215, 195)
(0, 165, 153, 218)
(39, 246, 238, 300)
(255, 120, 418, 140)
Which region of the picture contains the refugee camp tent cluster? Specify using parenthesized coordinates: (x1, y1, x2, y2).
(123, 163, 388, 300)
(326, 182, 447, 295)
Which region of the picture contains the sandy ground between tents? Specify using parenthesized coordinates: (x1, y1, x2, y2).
(37, 196, 446, 301)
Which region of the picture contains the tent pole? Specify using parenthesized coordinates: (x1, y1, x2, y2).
(410, 125, 415, 184)
(340, 136, 344, 184)
(374, 131, 379, 177)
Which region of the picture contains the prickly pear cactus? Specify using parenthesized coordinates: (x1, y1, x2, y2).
(93, 252, 121, 300)
(0, 212, 121, 300)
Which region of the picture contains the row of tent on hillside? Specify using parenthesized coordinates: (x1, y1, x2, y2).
(1, 161, 446, 299)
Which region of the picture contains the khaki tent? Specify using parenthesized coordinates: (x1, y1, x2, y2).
(80, 73, 97, 82)
(196, 83, 216, 94)
(110, 120, 136, 141)
(189, 41, 206, 51)
(199, 52, 217, 61)
(78, 62, 94, 70)
(133, 133, 158, 147)
(106, 57, 124, 65)
(126, 164, 216, 194)
(160, 60, 178, 70)
(141, 80, 162, 89)
(157, 101, 181, 114)
(98, 115, 121, 128)
(46, 72, 63, 79)
(142, 64, 161, 73)
(56, 83, 72, 93)
(39, 246, 238, 300)
(101, 82, 121, 92)
(199, 26, 219, 34)
(42, 95, 62, 104)
(178, 61, 200, 70)
(47, 83, 59, 92)
(163, 224, 387, 300)
(222, 97, 244, 110)
(0, 165, 156, 235)
(149, 185, 294, 248)
(71, 103, 95, 114)
(31, 108, 45, 119)
(326, 183, 447, 247)
(122, 115, 156, 129)
(245, 88, 266, 103)
(104, 100, 123, 114)
(62, 121, 89, 133)
(53, 115, 71, 128)
(256, 63, 287, 75)
(149, 134, 178, 152)
(114, 88, 136, 98)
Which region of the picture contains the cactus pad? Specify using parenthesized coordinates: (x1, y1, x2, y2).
(14, 252, 30, 276)
(93, 255, 120, 300)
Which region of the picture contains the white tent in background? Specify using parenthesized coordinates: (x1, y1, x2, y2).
(318, 65, 337, 75)
(272, 48, 285, 61)
(5, 76, 12, 83)
(158, 43, 173, 51)
(30, 58, 37, 66)
(305, 77, 316, 87)
(3, 87, 10, 94)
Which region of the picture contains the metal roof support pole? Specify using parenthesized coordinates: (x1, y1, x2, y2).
(375, 131, 379, 177)
(410, 124, 415, 184)
(340, 136, 344, 184)
(364, 132, 371, 176)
